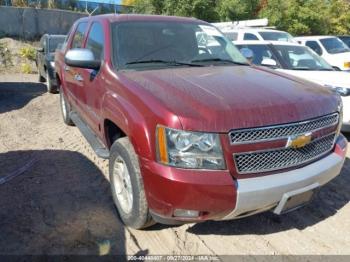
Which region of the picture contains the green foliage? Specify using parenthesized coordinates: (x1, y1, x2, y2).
(11, 0, 29, 7)
(0, 42, 12, 67)
(19, 46, 36, 61)
(131, 0, 350, 35)
(258, 0, 330, 35)
(217, 0, 260, 21)
(21, 63, 32, 74)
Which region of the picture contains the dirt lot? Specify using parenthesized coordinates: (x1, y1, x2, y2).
(0, 73, 349, 257)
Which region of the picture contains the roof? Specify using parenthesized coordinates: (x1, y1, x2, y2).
(294, 35, 338, 41)
(220, 28, 285, 33)
(234, 40, 300, 46)
(75, 14, 203, 24)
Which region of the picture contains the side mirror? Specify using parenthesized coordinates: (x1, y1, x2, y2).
(240, 48, 254, 62)
(36, 47, 44, 52)
(65, 48, 100, 70)
(261, 58, 277, 67)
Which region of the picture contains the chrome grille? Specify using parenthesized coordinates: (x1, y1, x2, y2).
(229, 113, 339, 144)
(234, 133, 336, 174)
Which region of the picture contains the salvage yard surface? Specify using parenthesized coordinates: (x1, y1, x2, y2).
(0, 74, 350, 256)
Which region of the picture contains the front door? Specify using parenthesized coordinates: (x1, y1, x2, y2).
(79, 21, 106, 136)
(63, 22, 88, 113)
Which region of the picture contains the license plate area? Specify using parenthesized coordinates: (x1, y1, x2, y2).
(274, 183, 319, 215)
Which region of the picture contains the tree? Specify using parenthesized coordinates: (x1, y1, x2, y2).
(122, 0, 136, 6)
(11, 0, 28, 6)
(328, 0, 350, 34)
(217, 0, 260, 21)
(163, 0, 219, 22)
(259, 0, 330, 35)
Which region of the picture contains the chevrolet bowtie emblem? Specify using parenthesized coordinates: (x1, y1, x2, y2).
(286, 132, 312, 149)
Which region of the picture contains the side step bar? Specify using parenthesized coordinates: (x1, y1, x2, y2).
(69, 112, 110, 159)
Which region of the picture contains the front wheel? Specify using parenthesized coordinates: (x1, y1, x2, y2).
(46, 71, 57, 93)
(60, 89, 74, 126)
(109, 137, 154, 229)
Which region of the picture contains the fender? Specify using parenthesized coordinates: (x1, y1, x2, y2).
(101, 91, 182, 160)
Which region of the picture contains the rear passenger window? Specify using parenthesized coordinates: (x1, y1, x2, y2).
(86, 22, 104, 60)
(244, 33, 259, 40)
(71, 22, 88, 49)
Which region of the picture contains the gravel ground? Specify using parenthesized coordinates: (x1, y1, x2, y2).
(0, 74, 349, 257)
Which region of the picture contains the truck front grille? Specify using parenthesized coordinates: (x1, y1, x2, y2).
(229, 113, 339, 144)
(234, 133, 336, 174)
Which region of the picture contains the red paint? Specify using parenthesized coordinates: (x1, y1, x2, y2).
(55, 14, 344, 221)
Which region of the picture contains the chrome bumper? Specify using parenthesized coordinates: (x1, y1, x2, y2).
(222, 152, 345, 220)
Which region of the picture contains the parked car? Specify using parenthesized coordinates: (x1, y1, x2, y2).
(338, 36, 350, 48)
(36, 34, 66, 93)
(295, 36, 350, 71)
(235, 40, 350, 132)
(220, 28, 294, 42)
(55, 14, 347, 229)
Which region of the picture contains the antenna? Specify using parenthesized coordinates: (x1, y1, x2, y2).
(85, 1, 99, 16)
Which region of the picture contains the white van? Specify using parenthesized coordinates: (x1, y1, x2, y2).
(295, 36, 350, 71)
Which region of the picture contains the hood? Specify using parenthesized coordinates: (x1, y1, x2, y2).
(277, 69, 350, 88)
(121, 66, 339, 132)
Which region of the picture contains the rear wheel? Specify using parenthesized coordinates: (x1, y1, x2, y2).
(109, 137, 154, 229)
(60, 89, 74, 126)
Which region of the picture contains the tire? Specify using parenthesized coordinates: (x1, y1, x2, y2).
(60, 89, 74, 126)
(46, 71, 57, 94)
(38, 72, 45, 83)
(109, 137, 154, 229)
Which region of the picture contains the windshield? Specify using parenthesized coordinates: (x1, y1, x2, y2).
(339, 37, 350, 48)
(236, 44, 280, 67)
(48, 37, 65, 53)
(111, 21, 248, 70)
(260, 31, 294, 42)
(274, 44, 333, 71)
(320, 37, 350, 54)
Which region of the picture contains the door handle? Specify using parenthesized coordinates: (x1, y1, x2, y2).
(64, 65, 70, 71)
(74, 74, 83, 82)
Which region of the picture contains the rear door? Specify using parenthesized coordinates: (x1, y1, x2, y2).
(79, 21, 105, 135)
(63, 22, 88, 112)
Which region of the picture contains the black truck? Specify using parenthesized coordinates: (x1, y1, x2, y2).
(36, 34, 66, 93)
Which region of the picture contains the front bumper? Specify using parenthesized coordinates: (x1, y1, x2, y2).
(141, 135, 347, 223)
(222, 148, 345, 220)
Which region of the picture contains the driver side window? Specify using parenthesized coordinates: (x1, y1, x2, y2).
(86, 22, 105, 61)
(71, 22, 88, 49)
(305, 41, 323, 56)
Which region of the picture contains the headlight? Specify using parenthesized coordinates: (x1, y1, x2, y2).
(156, 126, 225, 170)
(50, 61, 55, 68)
(336, 99, 343, 136)
(326, 85, 350, 96)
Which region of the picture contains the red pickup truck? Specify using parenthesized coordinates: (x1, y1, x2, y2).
(55, 14, 347, 229)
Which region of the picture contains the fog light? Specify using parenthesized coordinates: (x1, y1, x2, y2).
(173, 209, 199, 218)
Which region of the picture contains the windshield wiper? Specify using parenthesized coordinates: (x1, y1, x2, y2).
(191, 58, 249, 66)
(125, 60, 204, 67)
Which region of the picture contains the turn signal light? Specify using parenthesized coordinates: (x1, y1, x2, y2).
(344, 62, 350, 69)
(156, 126, 169, 164)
